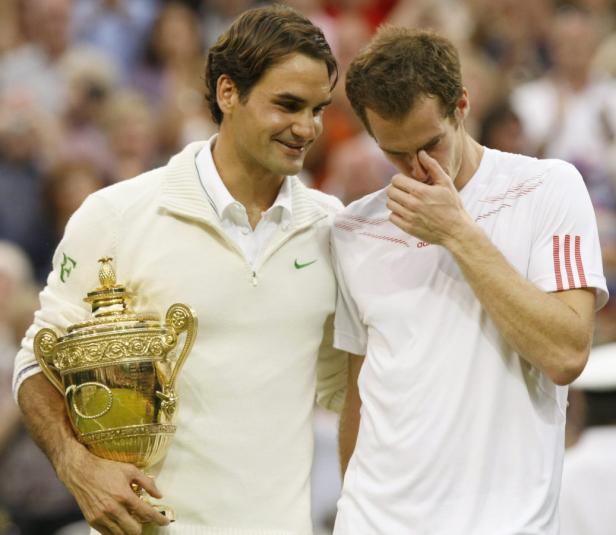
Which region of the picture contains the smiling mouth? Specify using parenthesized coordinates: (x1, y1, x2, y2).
(276, 140, 308, 155)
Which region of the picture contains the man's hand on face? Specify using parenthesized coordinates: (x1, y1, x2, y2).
(63, 447, 170, 535)
(386, 150, 474, 246)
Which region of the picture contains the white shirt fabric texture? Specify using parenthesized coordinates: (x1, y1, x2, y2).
(332, 148, 609, 535)
(195, 137, 292, 268)
(559, 426, 616, 535)
(13, 139, 347, 535)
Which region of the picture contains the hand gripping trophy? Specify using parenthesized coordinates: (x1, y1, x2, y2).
(33, 257, 197, 520)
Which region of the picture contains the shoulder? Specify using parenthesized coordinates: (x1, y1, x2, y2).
(302, 185, 344, 214)
(489, 149, 582, 186)
(90, 165, 165, 214)
(339, 187, 388, 219)
(332, 188, 389, 243)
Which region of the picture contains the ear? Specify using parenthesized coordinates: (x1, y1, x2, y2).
(216, 74, 239, 117)
(454, 88, 471, 122)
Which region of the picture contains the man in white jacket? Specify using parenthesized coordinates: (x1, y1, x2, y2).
(13, 6, 346, 535)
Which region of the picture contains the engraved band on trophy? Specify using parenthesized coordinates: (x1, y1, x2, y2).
(33, 257, 198, 521)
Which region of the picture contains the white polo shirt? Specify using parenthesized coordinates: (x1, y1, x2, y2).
(196, 136, 292, 268)
(332, 148, 608, 535)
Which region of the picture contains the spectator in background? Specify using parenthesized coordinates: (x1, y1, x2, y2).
(468, 0, 553, 86)
(320, 132, 393, 204)
(71, 0, 159, 81)
(133, 2, 215, 158)
(43, 161, 108, 241)
(511, 7, 616, 172)
(458, 48, 505, 138)
(200, 0, 258, 49)
(386, 0, 473, 47)
(0, 0, 73, 115)
(560, 342, 616, 535)
(306, 11, 372, 187)
(0, 241, 83, 535)
(0, 0, 22, 56)
(324, 0, 397, 31)
(0, 92, 56, 283)
(56, 47, 119, 175)
(103, 89, 159, 182)
(478, 101, 529, 155)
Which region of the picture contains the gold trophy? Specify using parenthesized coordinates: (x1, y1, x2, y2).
(33, 257, 197, 520)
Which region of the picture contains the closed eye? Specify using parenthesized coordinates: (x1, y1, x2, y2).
(421, 135, 443, 152)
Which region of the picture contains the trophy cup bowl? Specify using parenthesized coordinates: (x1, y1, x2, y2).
(33, 257, 197, 520)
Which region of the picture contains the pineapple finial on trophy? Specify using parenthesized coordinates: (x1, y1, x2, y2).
(84, 257, 131, 316)
(98, 257, 117, 289)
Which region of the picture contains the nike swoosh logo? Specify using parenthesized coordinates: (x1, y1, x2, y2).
(294, 259, 317, 269)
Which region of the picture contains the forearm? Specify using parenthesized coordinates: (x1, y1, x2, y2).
(445, 224, 592, 385)
(338, 355, 363, 477)
(338, 398, 360, 477)
(17, 372, 87, 481)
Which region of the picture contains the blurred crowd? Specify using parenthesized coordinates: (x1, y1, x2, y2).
(1, 0, 616, 534)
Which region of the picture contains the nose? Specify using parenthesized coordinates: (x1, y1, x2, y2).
(291, 110, 319, 141)
(408, 153, 429, 182)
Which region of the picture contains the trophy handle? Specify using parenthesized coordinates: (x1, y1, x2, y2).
(33, 328, 64, 394)
(164, 303, 198, 390)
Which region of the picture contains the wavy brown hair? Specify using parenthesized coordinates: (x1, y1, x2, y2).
(205, 4, 338, 125)
(346, 27, 463, 135)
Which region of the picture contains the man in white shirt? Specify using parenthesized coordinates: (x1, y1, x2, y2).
(14, 6, 347, 535)
(333, 27, 608, 534)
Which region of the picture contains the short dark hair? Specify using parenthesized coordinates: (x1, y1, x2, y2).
(346, 27, 463, 135)
(205, 4, 338, 125)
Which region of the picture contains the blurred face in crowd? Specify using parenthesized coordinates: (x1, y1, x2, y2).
(205, 0, 255, 18)
(550, 12, 599, 77)
(46, 164, 106, 233)
(0, 92, 38, 161)
(25, 0, 71, 58)
(219, 52, 332, 180)
(366, 92, 471, 188)
(155, 4, 201, 63)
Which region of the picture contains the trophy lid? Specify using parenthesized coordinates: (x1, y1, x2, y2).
(83, 257, 132, 317)
(64, 257, 159, 336)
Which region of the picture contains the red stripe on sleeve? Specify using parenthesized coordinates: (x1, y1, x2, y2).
(553, 236, 563, 291)
(564, 235, 575, 289)
(574, 235, 588, 287)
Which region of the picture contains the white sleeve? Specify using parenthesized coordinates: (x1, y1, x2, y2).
(527, 161, 609, 309)
(331, 231, 368, 356)
(12, 193, 119, 400)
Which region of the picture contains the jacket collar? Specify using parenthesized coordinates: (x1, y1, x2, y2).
(159, 141, 327, 230)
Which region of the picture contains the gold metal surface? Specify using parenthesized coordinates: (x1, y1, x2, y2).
(33, 257, 197, 520)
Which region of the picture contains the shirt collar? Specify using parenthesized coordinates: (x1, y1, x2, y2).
(195, 135, 293, 224)
(159, 140, 327, 231)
